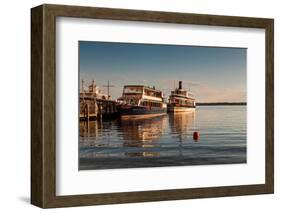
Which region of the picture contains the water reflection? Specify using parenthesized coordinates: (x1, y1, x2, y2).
(79, 106, 247, 170)
(119, 115, 168, 157)
(80, 112, 195, 158)
(169, 112, 195, 142)
(119, 115, 168, 142)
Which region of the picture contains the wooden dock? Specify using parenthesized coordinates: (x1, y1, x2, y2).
(80, 95, 119, 121)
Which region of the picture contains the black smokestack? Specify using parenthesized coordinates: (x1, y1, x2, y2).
(179, 81, 182, 90)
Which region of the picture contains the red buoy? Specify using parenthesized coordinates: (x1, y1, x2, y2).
(193, 131, 200, 141)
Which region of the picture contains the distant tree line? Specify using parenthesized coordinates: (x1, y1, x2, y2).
(196, 102, 246, 106)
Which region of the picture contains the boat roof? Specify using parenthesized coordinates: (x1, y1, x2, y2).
(124, 85, 144, 88)
(124, 85, 162, 92)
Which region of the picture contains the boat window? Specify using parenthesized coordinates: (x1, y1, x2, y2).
(124, 87, 142, 94)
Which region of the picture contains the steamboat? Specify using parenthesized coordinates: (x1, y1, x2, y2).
(118, 85, 167, 118)
(167, 81, 196, 112)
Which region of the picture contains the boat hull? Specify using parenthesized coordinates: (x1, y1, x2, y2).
(167, 106, 196, 113)
(119, 105, 167, 118)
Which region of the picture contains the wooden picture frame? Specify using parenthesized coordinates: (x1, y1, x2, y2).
(31, 4, 274, 208)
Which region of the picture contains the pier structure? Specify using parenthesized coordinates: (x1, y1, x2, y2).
(80, 96, 119, 121)
(79, 80, 119, 121)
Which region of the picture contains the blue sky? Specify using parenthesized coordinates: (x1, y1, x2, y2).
(79, 41, 246, 102)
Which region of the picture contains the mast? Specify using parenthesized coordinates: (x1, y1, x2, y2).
(102, 80, 114, 99)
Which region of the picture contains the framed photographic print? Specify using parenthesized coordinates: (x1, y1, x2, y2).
(31, 4, 274, 208)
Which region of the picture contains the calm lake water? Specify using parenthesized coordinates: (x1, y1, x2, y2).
(79, 106, 246, 170)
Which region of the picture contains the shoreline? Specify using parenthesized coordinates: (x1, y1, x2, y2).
(196, 102, 246, 106)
